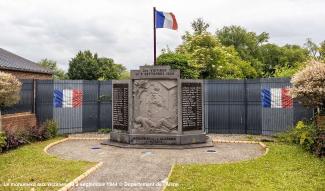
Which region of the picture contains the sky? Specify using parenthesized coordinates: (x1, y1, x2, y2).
(0, 0, 324, 71)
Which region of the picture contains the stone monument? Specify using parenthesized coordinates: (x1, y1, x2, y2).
(108, 65, 208, 146)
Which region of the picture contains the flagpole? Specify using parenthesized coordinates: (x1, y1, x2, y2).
(153, 7, 157, 65)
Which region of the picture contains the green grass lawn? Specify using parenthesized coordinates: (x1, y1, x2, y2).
(0, 137, 95, 191)
(166, 143, 325, 191)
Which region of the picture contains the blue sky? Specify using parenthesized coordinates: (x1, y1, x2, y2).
(0, 0, 324, 70)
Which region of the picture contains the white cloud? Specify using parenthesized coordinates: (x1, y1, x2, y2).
(0, 0, 324, 70)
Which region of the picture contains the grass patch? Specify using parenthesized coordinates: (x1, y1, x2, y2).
(0, 137, 95, 191)
(166, 143, 325, 191)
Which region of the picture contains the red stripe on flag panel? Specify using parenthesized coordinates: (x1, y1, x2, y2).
(281, 88, 293, 108)
(171, 13, 178, 30)
(72, 89, 83, 108)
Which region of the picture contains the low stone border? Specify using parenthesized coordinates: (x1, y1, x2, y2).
(212, 140, 269, 156)
(58, 162, 103, 191)
(162, 164, 175, 191)
(43, 138, 104, 191)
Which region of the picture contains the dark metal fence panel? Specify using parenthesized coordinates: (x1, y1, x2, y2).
(82, 81, 99, 132)
(99, 81, 112, 129)
(260, 78, 293, 135)
(246, 79, 262, 134)
(205, 80, 246, 134)
(53, 80, 83, 134)
(36, 80, 53, 124)
(3, 79, 34, 114)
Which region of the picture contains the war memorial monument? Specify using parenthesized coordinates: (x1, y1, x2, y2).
(107, 65, 209, 147)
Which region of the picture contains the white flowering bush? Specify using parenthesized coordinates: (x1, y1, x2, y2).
(0, 72, 21, 108)
(0, 72, 21, 131)
(291, 61, 325, 110)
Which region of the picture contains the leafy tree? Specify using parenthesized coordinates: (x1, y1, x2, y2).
(177, 32, 257, 79)
(119, 71, 130, 80)
(38, 59, 67, 80)
(260, 44, 309, 76)
(67, 50, 126, 80)
(191, 18, 210, 35)
(273, 62, 306, 78)
(216, 25, 269, 76)
(97, 58, 126, 80)
(68, 51, 99, 80)
(0, 72, 21, 131)
(157, 52, 198, 79)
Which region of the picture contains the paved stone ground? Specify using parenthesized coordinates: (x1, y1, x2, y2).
(48, 139, 265, 191)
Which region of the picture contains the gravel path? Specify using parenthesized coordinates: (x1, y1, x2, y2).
(48, 140, 265, 191)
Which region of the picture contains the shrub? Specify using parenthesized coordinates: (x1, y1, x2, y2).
(98, 128, 111, 134)
(277, 121, 317, 151)
(291, 61, 325, 111)
(4, 126, 30, 150)
(43, 120, 58, 138)
(0, 132, 6, 152)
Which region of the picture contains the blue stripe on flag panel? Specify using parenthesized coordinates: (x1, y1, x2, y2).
(261, 88, 271, 108)
(53, 90, 63, 108)
(155, 11, 165, 28)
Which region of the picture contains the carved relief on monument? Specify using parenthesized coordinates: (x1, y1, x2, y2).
(132, 80, 178, 133)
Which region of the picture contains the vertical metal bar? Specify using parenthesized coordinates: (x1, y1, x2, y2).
(32, 79, 36, 113)
(153, 7, 157, 65)
(244, 79, 248, 134)
(97, 81, 101, 130)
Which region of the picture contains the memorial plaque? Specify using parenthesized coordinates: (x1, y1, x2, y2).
(113, 83, 128, 131)
(182, 83, 203, 131)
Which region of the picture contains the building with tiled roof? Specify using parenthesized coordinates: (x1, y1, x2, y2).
(0, 48, 53, 79)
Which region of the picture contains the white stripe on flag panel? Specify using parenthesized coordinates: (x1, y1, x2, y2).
(63, 89, 73, 108)
(271, 88, 282, 108)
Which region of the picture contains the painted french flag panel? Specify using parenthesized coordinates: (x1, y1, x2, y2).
(155, 10, 178, 30)
(261, 88, 293, 109)
(53, 89, 83, 108)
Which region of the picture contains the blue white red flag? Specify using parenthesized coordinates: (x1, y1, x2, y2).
(155, 10, 178, 30)
(54, 89, 83, 108)
(261, 88, 293, 108)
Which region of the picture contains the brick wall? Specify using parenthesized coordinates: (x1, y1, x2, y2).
(0, 69, 52, 80)
(1, 112, 37, 131)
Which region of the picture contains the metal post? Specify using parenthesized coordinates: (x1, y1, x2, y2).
(153, 7, 157, 65)
(244, 79, 248, 134)
(97, 81, 101, 130)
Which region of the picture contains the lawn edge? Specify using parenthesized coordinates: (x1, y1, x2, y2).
(162, 140, 269, 191)
(43, 137, 104, 191)
(162, 164, 175, 191)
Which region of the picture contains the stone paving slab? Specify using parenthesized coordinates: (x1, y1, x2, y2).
(48, 140, 265, 191)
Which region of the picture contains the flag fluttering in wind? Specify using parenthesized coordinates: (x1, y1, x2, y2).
(155, 10, 178, 30)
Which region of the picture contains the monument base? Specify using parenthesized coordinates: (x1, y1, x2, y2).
(108, 131, 208, 145)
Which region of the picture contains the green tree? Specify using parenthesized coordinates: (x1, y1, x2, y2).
(67, 50, 126, 80)
(177, 31, 257, 79)
(38, 59, 67, 80)
(259, 44, 309, 76)
(216, 25, 269, 76)
(191, 18, 210, 35)
(97, 58, 126, 80)
(157, 52, 198, 79)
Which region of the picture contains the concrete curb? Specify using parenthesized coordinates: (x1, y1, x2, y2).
(43, 138, 70, 155)
(162, 164, 175, 191)
(43, 138, 104, 191)
(58, 162, 103, 191)
(212, 139, 269, 156)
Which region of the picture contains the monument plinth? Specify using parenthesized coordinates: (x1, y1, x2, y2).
(108, 65, 208, 146)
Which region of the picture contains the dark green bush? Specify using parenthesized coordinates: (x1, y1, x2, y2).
(43, 120, 58, 138)
(277, 121, 317, 151)
(98, 128, 111, 134)
(0, 132, 6, 152)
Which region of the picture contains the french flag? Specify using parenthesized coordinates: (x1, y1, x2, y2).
(155, 10, 178, 30)
(261, 88, 293, 108)
(54, 89, 83, 108)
